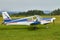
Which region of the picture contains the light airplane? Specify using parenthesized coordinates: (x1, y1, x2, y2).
(2, 12, 56, 26)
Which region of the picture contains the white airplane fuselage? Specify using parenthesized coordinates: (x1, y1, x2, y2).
(2, 12, 56, 25)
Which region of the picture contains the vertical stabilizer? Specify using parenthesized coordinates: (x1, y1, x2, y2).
(2, 12, 11, 22)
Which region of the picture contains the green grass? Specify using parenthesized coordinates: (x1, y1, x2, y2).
(0, 16, 60, 40)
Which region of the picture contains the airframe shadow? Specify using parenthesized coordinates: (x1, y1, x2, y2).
(0, 27, 48, 30)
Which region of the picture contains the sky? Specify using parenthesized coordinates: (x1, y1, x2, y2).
(0, 0, 60, 11)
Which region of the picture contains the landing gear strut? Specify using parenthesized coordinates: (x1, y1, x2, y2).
(29, 25, 38, 30)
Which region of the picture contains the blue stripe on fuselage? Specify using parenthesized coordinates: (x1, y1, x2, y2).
(4, 19, 28, 23)
(42, 18, 52, 21)
(4, 20, 11, 22)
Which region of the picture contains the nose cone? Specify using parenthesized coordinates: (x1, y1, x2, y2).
(52, 17, 56, 20)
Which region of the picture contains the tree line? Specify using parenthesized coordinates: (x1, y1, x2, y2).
(11, 10, 44, 17)
(0, 8, 60, 17)
(50, 8, 60, 15)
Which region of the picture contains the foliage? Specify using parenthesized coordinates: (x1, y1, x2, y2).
(0, 9, 60, 17)
(50, 8, 60, 15)
(11, 10, 44, 16)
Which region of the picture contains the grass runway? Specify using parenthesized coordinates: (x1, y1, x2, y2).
(0, 15, 60, 40)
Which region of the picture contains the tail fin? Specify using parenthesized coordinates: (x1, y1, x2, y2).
(2, 12, 11, 22)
